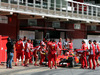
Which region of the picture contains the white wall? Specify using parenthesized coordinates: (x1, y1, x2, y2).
(19, 30, 35, 39)
(73, 39, 89, 49)
(87, 35, 100, 42)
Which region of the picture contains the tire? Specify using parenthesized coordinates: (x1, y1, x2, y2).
(70, 57, 75, 67)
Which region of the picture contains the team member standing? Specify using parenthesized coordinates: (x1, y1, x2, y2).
(68, 38, 73, 50)
(29, 40, 34, 64)
(49, 39, 58, 69)
(23, 36, 27, 54)
(47, 39, 52, 67)
(81, 40, 88, 69)
(24, 39, 31, 67)
(6, 37, 14, 69)
(23, 36, 27, 47)
(15, 38, 24, 66)
(93, 40, 100, 67)
(63, 38, 69, 49)
(58, 38, 62, 55)
(88, 40, 96, 70)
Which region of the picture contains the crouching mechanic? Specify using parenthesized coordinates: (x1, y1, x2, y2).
(39, 44, 46, 65)
(31, 46, 40, 66)
(49, 39, 58, 69)
(93, 40, 100, 67)
(15, 38, 24, 66)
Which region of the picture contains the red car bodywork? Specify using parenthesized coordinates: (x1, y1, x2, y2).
(57, 49, 79, 67)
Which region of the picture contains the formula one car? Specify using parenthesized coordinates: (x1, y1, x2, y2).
(41, 49, 79, 67)
(57, 49, 79, 67)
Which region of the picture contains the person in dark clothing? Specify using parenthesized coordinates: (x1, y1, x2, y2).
(6, 37, 14, 69)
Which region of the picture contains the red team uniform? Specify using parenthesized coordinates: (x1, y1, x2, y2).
(29, 43, 34, 63)
(88, 43, 96, 69)
(15, 40, 24, 60)
(25, 42, 30, 59)
(68, 42, 73, 50)
(32, 46, 40, 58)
(47, 41, 52, 67)
(49, 42, 57, 63)
(58, 42, 62, 54)
(81, 43, 88, 68)
(39, 46, 46, 65)
(94, 43, 100, 66)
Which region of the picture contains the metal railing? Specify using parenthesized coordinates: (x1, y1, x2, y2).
(0, 0, 100, 22)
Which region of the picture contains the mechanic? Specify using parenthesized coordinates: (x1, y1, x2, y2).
(39, 44, 46, 65)
(63, 38, 69, 50)
(88, 40, 96, 70)
(40, 38, 46, 46)
(58, 38, 62, 55)
(23, 36, 27, 47)
(47, 39, 53, 67)
(31, 45, 41, 66)
(15, 38, 24, 66)
(68, 38, 73, 50)
(29, 40, 34, 64)
(93, 40, 100, 67)
(49, 39, 58, 69)
(81, 40, 88, 69)
(24, 39, 31, 67)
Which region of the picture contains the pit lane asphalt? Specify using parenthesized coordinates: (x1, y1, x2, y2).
(32, 67, 100, 75)
(0, 65, 100, 75)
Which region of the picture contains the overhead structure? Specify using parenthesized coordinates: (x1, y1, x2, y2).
(0, 0, 100, 22)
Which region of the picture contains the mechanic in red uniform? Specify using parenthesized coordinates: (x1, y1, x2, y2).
(47, 39, 52, 67)
(93, 40, 100, 67)
(49, 39, 58, 69)
(23, 36, 27, 52)
(39, 44, 46, 65)
(15, 38, 24, 66)
(81, 40, 88, 69)
(32, 46, 40, 66)
(88, 40, 96, 70)
(24, 39, 31, 67)
(58, 38, 62, 55)
(40, 38, 45, 46)
(68, 38, 73, 50)
(29, 40, 34, 64)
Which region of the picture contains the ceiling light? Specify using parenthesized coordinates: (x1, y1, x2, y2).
(42, 16, 45, 18)
(66, 19, 69, 21)
(10, 12, 13, 15)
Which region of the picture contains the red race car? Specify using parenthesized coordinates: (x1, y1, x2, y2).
(41, 49, 79, 67)
(57, 49, 79, 67)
